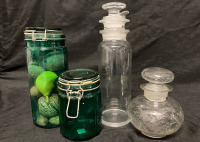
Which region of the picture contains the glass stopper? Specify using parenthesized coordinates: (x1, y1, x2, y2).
(141, 67, 174, 84)
(102, 2, 126, 14)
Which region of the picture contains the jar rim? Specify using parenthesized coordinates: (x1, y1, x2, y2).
(59, 68, 99, 81)
(57, 68, 100, 92)
(24, 27, 65, 41)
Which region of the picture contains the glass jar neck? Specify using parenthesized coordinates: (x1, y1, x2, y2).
(144, 90, 168, 102)
(102, 33, 127, 41)
(26, 40, 65, 48)
(141, 83, 172, 102)
(100, 28, 129, 41)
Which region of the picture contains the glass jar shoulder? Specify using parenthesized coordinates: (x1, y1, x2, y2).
(26, 46, 67, 51)
(128, 95, 184, 119)
(98, 40, 131, 51)
(26, 40, 66, 50)
(129, 95, 182, 110)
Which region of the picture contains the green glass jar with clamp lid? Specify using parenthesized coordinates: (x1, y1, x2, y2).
(58, 68, 101, 140)
(24, 27, 68, 128)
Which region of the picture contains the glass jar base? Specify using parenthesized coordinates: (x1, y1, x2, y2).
(141, 131, 166, 138)
(33, 122, 59, 129)
(60, 126, 101, 141)
(102, 109, 130, 127)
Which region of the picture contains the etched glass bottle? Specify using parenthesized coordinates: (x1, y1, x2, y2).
(128, 67, 184, 138)
(98, 2, 132, 127)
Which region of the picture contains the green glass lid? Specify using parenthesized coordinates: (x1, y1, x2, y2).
(60, 68, 98, 81)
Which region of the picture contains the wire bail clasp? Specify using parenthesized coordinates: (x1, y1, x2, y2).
(42, 29, 48, 41)
(65, 82, 84, 119)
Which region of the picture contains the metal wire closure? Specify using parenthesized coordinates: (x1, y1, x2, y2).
(65, 82, 84, 119)
(58, 79, 100, 119)
(24, 29, 65, 41)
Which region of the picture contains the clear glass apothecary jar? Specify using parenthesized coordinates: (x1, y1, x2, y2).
(128, 67, 184, 138)
(58, 68, 101, 140)
(98, 2, 132, 127)
(24, 27, 68, 128)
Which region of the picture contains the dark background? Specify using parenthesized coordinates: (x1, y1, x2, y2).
(1, 0, 200, 142)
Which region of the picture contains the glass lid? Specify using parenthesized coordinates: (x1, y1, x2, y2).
(24, 27, 65, 41)
(25, 27, 63, 33)
(60, 68, 98, 81)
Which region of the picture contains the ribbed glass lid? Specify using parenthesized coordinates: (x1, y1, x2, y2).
(60, 68, 98, 81)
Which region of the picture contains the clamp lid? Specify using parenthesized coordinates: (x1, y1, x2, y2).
(24, 27, 65, 41)
(60, 68, 99, 81)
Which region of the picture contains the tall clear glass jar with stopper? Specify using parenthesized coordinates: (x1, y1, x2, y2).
(98, 2, 132, 127)
(128, 67, 184, 138)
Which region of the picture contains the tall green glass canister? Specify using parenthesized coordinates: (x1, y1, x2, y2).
(58, 69, 101, 140)
(24, 27, 68, 128)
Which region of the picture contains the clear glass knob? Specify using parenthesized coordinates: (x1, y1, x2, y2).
(142, 67, 174, 84)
